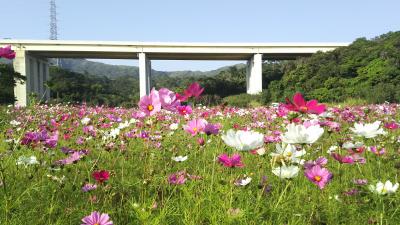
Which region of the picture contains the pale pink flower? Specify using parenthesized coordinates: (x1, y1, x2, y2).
(159, 88, 180, 111)
(81, 211, 113, 225)
(138, 89, 161, 116)
(183, 118, 207, 136)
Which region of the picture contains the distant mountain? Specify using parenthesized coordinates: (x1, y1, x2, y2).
(57, 58, 245, 79)
(3, 57, 245, 79)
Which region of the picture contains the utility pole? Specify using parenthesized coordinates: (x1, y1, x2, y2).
(49, 0, 60, 66)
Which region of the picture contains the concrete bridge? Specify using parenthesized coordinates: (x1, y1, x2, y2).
(0, 40, 349, 106)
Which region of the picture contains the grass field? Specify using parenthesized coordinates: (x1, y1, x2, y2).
(1, 100, 400, 224)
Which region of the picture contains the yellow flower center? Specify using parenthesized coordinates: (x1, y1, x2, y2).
(300, 106, 308, 112)
(286, 152, 293, 157)
(314, 176, 322, 182)
(193, 127, 197, 132)
(147, 104, 154, 111)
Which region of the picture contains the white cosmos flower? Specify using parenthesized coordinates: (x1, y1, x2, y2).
(270, 143, 306, 164)
(109, 128, 120, 139)
(169, 123, 179, 130)
(327, 145, 338, 154)
(342, 141, 364, 149)
(350, 121, 386, 138)
(171, 155, 188, 162)
(81, 117, 91, 125)
(281, 123, 324, 144)
(221, 129, 264, 151)
(118, 121, 130, 129)
(272, 165, 300, 179)
(235, 177, 252, 186)
(10, 120, 21, 127)
(369, 180, 399, 195)
(16, 156, 39, 167)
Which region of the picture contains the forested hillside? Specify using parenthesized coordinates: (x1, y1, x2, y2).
(265, 31, 400, 103)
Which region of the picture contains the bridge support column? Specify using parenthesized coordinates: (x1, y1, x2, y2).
(139, 52, 151, 97)
(13, 49, 28, 106)
(12, 49, 50, 106)
(246, 53, 263, 94)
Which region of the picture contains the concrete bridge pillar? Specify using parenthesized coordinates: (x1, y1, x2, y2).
(12, 49, 50, 106)
(246, 53, 263, 94)
(138, 52, 152, 97)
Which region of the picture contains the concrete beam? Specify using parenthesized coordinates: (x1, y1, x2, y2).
(246, 53, 263, 95)
(139, 53, 151, 97)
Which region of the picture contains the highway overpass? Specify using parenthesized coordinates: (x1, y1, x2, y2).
(0, 40, 349, 106)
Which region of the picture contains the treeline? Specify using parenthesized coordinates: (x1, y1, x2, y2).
(1, 31, 399, 106)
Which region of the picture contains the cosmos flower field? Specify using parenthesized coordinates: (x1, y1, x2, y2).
(1, 87, 400, 224)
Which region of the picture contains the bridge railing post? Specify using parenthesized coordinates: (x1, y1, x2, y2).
(139, 52, 151, 97)
(246, 53, 263, 94)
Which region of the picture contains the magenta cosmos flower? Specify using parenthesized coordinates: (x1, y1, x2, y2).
(218, 153, 244, 168)
(138, 89, 161, 116)
(304, 165, 332, 189)
(183, 118, 207, 136)
(177, 82, 205, 101)
(177, 105, 192, 115)
(184, 82, 204, 99)
(81, 211, 113, 225)
(0, 45, 16, 59)
(283, 92, 326, 114)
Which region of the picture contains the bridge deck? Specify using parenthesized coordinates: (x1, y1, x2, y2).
(0, 40, 349, 60)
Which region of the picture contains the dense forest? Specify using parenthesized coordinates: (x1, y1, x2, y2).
(0, 31, 399, 106)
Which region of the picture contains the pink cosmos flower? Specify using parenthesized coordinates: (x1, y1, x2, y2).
(331, 153, 355, 164)
(55, 151, 85, 165)
(81, 211, 113, 225)
(0, 45, 16, 59)
(204, 123, 221, 135)
(276, 104, 289, 117)
(159, 88, 180, 111)
(304, 165, 333, 189)
(92, 170, 110, 184)
(384, 122, 400, 130)
(168, 171, 187, 185)
(183, 118, 207, 136)
(46, 131, 59, 147)
(369, 146, 385, 156)
(177, 105, 193, 115)
(183, 82, 204, 100)
(176, 93, 190, 102)
(353, 179, 368, 185)
(138, 89, 161, 116)
(218, 153, 244, 168)
(197, 137, 205, 146)
(304, 157, 328, 170)
(177, 82, 204, 101)
(82, 183, 97, 192)
(283, 92, 326, 114)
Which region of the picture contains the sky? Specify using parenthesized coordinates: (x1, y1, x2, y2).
(2, 0, 400, 71)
